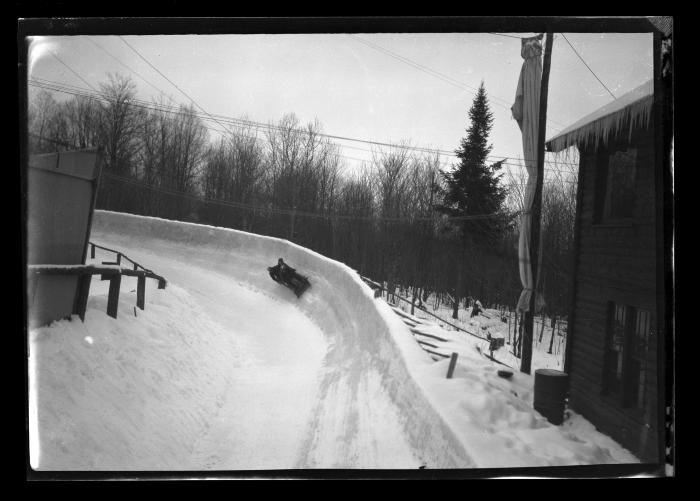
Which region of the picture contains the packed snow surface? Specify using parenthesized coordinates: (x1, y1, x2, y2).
(28, 211, 639, 470)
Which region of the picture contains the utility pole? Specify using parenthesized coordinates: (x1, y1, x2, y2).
(521, 32, 553, 375)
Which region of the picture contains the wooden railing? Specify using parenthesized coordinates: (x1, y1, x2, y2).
(359, 274, 512, 369)
(29, 244, 168, 324)
(29, 264, 123, 321)
(89, 242, 166, 289)
(359, 275, 488, 341)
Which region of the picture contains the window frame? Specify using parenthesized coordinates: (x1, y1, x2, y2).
(602, 301, 652, 410)
(594, 145, 639, 224)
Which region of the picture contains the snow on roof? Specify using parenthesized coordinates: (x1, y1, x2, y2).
(546, 79, 654, 153)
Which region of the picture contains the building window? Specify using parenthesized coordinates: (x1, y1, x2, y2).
(603, 303, 627, 396)
(625, 309, 651, 408)
(603, 302, 651, 409)
(596, 148, 638, 222)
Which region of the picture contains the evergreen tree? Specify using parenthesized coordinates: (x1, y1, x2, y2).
(437, 81, 507, 242)
(436, 81, 508, 318)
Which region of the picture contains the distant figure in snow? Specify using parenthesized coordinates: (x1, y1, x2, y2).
(471, 300, 482, 318)
(269, 258, 295, 282)
(268, 258, 311, 298)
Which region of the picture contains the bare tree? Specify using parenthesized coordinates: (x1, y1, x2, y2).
(97, 73, 142, 177)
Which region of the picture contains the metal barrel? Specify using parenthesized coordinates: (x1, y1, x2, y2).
(533, 369, 569, 425)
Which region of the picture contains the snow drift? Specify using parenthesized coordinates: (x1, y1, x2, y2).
(30, 210, 474, 469)
(29, 210, 638, 471)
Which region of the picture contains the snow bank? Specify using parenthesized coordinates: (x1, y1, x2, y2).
(30, 210, 639, 470)
(374, 308, 639, 466)
(31, 210, 474, 469)
(93, 210, 475, 468)
(29, 279, 241, 470)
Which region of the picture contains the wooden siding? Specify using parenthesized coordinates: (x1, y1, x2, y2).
(568, 126, 661, 462)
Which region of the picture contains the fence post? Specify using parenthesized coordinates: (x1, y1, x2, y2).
(446, 352, 458, 379)
(74, 274, 92, 321)
(107, 274, 122, 319)
(539, 312, 546, 343)
(512, 311, 518, 354)
(136, 274, 146, 310)
(507, 311, 512, 345)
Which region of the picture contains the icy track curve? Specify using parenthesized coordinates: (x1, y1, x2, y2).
(32, 210, 475, 470)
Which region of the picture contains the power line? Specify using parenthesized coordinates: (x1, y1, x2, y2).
(28, 77, 580, 181)
(47, 49, 99, 92)
(486, 33, 525, 40)
(29, 76, 580, 170)
(117, 36, 233, 137)
(348, 34, 513, 108)
(348, 34, 566, 131)
(40, 40, 580, 176)
(83, 36, 167, 97)
(560, 33, 616, 101)
(101, 170, 519, 223)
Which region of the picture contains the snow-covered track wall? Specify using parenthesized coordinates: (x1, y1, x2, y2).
(87, 210, 474, 469)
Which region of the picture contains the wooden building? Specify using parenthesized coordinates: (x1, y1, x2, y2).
(545, 79, 668, 463)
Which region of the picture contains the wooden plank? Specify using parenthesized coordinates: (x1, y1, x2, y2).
(136, 274, 146, 310)
(28, 265, 120, 276)
(425, 348, 450, 359)
(73, 274, 92, 321)
(410, 328, 448, 342)
(446, 352, 458, 378)
(106, 274, 121, 319)
(416, 339, 438, 349)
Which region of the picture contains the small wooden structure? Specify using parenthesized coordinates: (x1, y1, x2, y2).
(546, 78, 669, 462)
(25, 149, 167, 327)
(26, 150, 101, 328)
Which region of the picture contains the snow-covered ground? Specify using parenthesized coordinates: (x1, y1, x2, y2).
(389, 296, 567, 372)
(28, 211, 639, 470)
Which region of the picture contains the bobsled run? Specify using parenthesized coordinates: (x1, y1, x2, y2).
(29, 211, 639, 471)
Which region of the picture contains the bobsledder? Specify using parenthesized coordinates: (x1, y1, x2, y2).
(267, 258, 311, 298)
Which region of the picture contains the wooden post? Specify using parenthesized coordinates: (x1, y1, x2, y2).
(446, 352, 458, 379)
(106, 274, 122, 319)
(512, 311, 518, 354)
(136, 274, 146, 310)
(521, 32, 553, 375)
(538, 311, 546, 343)
(507, 311, 512, 345)
(116, 253, 122, 265)
(548, 315, 557, 354)
(90, 244, 95, 259)
(73, 274, 92, 321)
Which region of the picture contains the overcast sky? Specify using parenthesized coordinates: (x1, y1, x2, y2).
(27, 32, 653, 179)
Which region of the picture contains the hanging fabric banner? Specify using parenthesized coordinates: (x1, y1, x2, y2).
(511, 35, 546, 313)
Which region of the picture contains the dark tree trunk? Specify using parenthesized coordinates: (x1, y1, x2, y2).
(548, 315, 557, 354)
(538, 311, 546, 343)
